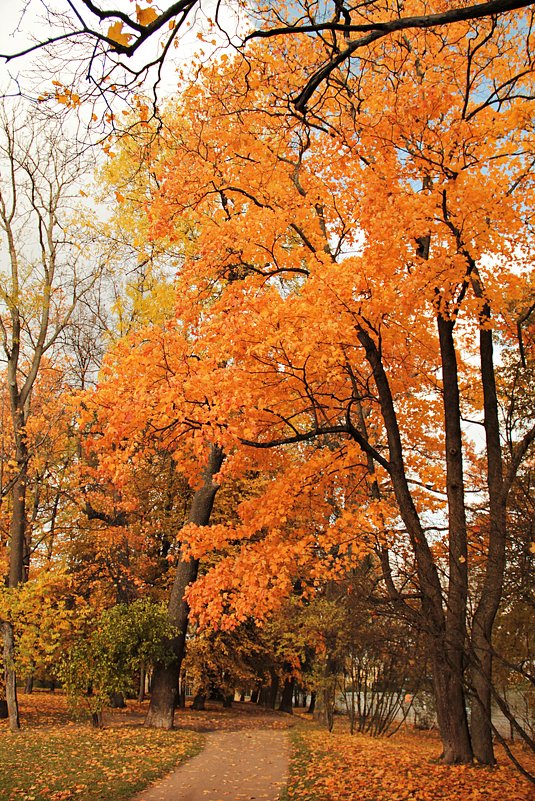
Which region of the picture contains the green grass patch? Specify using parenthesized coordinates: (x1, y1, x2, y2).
(281, 724, 330, 801)
(0, 724, 204, 801)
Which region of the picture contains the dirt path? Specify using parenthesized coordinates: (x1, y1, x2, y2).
(131, 727, 289, 801)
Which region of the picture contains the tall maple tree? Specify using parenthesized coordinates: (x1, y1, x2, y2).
(107, 17, 534, 764)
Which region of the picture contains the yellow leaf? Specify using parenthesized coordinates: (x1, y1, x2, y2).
(107, 21, 132, 47)
(136, 5, 159, 26)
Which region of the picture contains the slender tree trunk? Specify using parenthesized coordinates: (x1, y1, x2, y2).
(2, 621, 20, 731)
(358, 325, 472, 762)
(470, 321, 506, 764)
(191, 690, 206, 710)
(267, 670, 279, 710)
(138, 665, 146, 703)
(91, 710, 103, 728)
(307, 691, 316, 714)
(8, 467, 27, 589)
(436, 316, 472, 763)
(144, 445, 224, 729)
(1, 449, 28, 731)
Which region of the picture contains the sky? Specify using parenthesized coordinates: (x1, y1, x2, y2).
(0, 0, 245, 109)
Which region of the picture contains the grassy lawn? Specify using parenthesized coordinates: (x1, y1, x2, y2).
(284, 723, 535, 801)
(0, 694, 203, 801)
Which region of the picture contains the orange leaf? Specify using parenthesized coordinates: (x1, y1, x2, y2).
(136, 5, 159, 26)
(107, 21, 133, 47)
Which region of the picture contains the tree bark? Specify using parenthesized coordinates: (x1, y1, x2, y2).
(191, 690, 206, 710)
(470, 321, 506, 764)
(436, 316, 472, 762)
(138, 665, 146, 702)
(357, 324, 473, 762)
(279, 677, 295, 714)
(109, 691, 126, 708)
(267, 670, 279, 709)
(144, 444, 224, 729)
(2, 621, 20, 731)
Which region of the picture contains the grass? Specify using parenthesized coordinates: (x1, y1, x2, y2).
(0, 693, 204, 801)
(279, 724, 326, 801)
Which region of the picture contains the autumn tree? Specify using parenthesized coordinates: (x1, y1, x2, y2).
(76, 318, 229, 728)
(112, 18, 535, 765)
(0, 102, 101, 729)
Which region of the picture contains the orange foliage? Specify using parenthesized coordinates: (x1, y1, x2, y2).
(288, 728, 534, 801)
(87, 13, 535, 634)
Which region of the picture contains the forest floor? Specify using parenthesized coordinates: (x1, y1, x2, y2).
(1, 693, 534, 801)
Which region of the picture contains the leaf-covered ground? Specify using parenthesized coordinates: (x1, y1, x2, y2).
(0, 693, 203, 801)
(285, 727, 534, 801)
(3, 694, 534, 801)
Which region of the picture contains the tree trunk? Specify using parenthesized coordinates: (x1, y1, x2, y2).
(24, 674, 34, 694)
(191, 690, 206, 710)
(91, 710, 103, 727)
(2, 621, 20, 731)
(469, 321, 506, 764)
(109, 691, 125, 708)
(470, 649, 494, 764)
(138, 665, 146, 703)
(307, 691, 316, 714)
(2, 450, 29, 731)
(358, 324, 473, 762)
(144, 557, 197, 729)
(144, 445, 224, 729)
(145, 661, 182, 727)
(436, 316, 472, 764)
(432, 647, 472, 763)
(267, 671, 279, 710)
(279, 677, 295, 714)
(8, 465, 27, 589)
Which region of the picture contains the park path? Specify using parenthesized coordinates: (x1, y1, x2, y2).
(131, 727, 290, 801)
